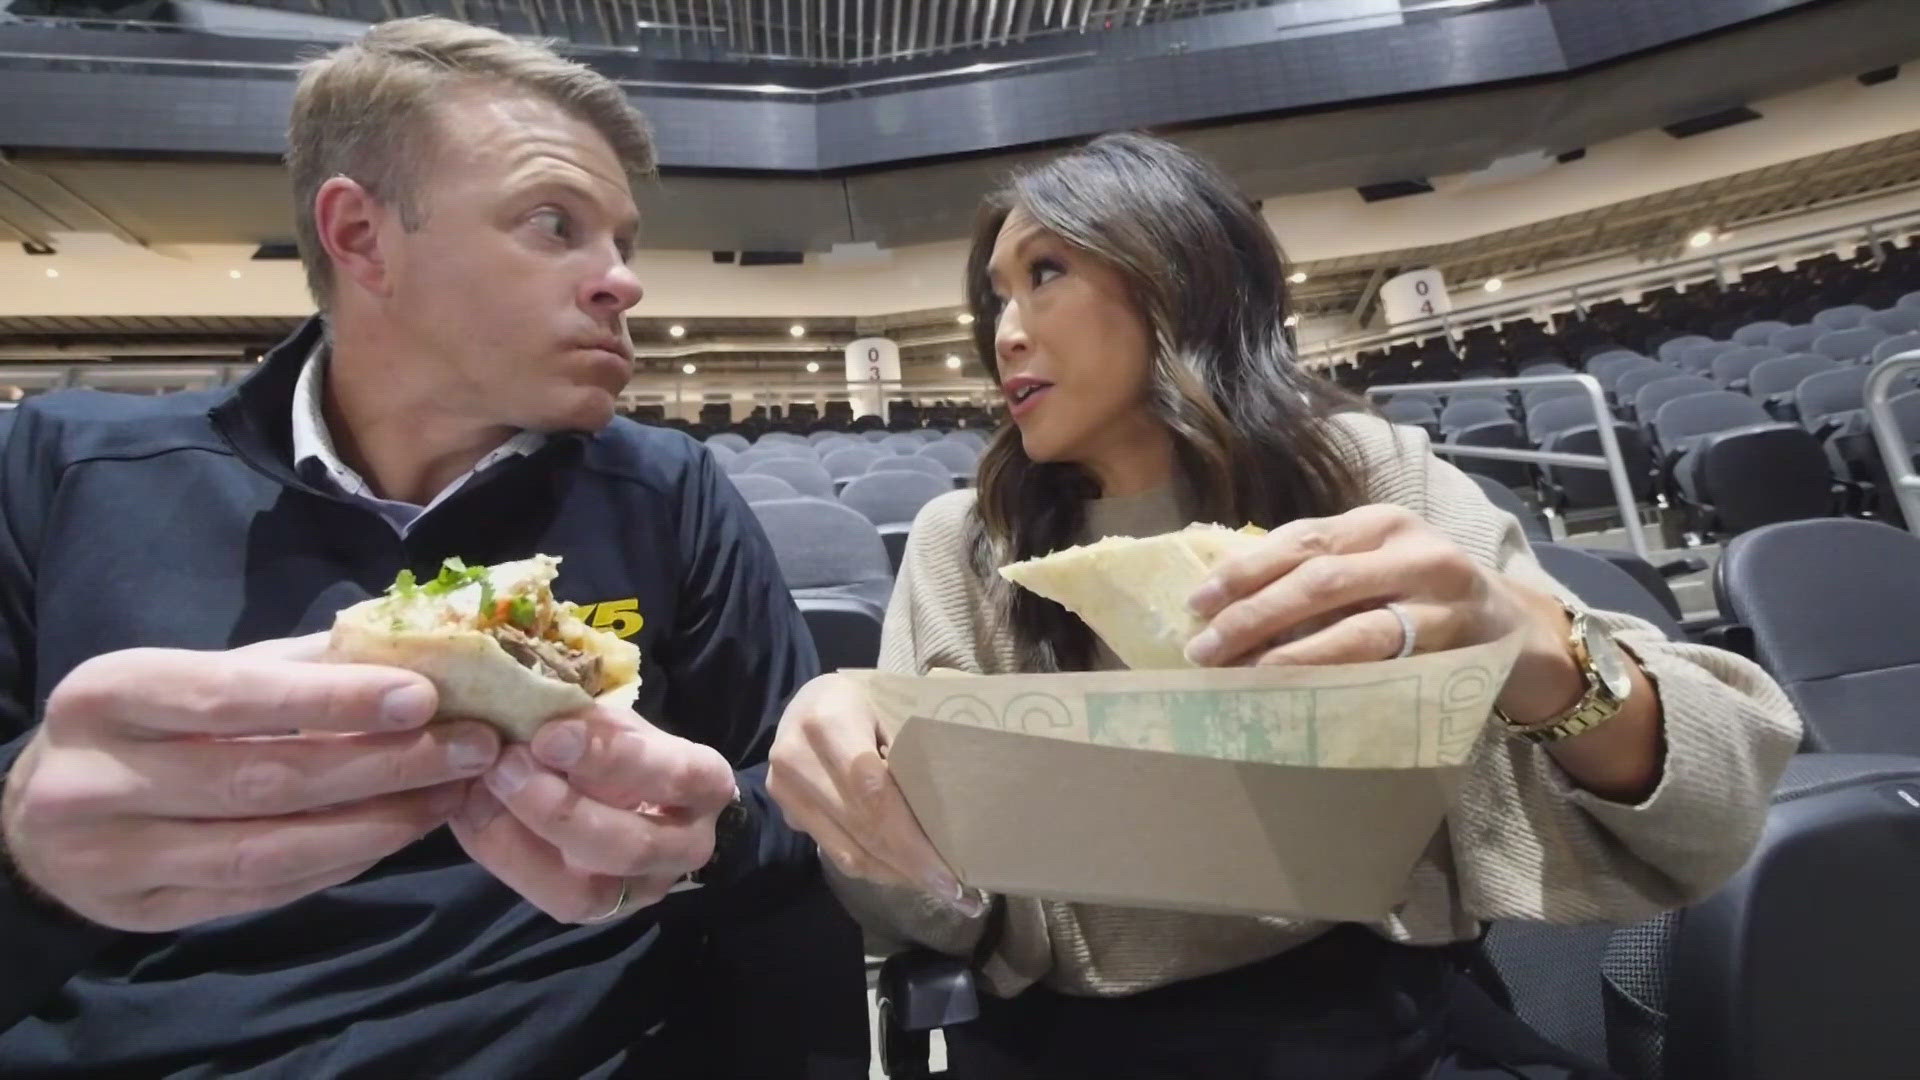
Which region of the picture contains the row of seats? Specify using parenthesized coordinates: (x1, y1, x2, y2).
(710, 429, 986, 493)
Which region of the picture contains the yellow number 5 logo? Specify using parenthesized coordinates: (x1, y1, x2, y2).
(572, 598, 644, 639)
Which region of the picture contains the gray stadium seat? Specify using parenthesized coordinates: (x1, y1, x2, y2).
(1767, 324, 1822, 354)
(946, 430, 991, 450)
(1586, 348, 1645, 371)
(727, 447, 792, 474)
(1614, 364, 1683, 414)
(881, 432, 925, 455)
(729, 472, 799, 503)
(1813, 303, 1875, 331)
(869, 454, 956, 483)
(1444, 387, 1513, 406)
(806, 429, 844, 446)
(1448, 421, 1533, 491)
(1656, 334, 1713, 365)
(745, 455, 837, 499)
(758, 431, 811, 449)
(1900, 290, 1920, 312)
(1714, 518, 1920, 753)
(794, 594, 886, 672)
(1812, 326, 1887, 364)
(912, 429, 944, 443)
(1440, 397, 1512, 437)
(707, 432, 751, 454)
(1601, 752, 1920, 1080)
(1676, 340, 1734, 374)
(1587, 354, 1650, 388)
(1865, 307, 1920, 336)
(1633, 376, 1718, 437)
(1383, 389, 1443, 408)
(1732, 320, 1790, 346)
(823, 446, 884, 485)
(918, 440, 980, 482)
(1795, 365, 1872, 432)
(862, 429, 892, 443)
(1519, 359, 1575, 376)
(1530, 543, 1683, 639)
(1539, 423, 1656, 510)
(839, 471, 953, 573)
(748, 497, 893, 610)
(1525, 395, 1597, 444)
(1380, 397, 1441, 434)
(1654, 392, 1830, 536)
(1466, 473, 1549, 540)
(815, 434, 862, 457)
(705, 441, 739, 467)
(1870, 331, 1920, 365)
(1708, 345, 1780, 390)
(1746, 353, 1836, 418)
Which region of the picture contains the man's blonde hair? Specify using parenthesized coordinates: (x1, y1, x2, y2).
(287, 16, 655, 310)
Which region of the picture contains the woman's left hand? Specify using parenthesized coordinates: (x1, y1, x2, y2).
(1185, 505, 1582, 719)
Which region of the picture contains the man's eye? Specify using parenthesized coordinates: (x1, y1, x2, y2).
(532, 209, 570, 240)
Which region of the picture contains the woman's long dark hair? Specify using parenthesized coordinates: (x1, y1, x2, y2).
(966, 132, 1363, 672)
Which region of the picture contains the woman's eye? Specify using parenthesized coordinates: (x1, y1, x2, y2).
(1030, 258, 1064, 288)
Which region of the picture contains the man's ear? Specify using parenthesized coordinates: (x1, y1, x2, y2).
(313, 176, 395, 301)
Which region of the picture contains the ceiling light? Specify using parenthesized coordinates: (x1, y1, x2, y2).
(1288, 271, 1308, 285)
(945, 355, 963, 370)
(681, 363, 697, 375)
(228, 269, 243, 280)
(44, 268, 58, 279)
(1688, 229, 1715, 249)
(1483, 278, 1504, 293)
(957, 312, 975, 325)
(789, 324, 806, 338)
(668, 324, 686, 338)
(805, 361, 820, 373)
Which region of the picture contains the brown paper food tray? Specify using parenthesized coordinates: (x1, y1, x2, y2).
(849, 634, 1521, 922)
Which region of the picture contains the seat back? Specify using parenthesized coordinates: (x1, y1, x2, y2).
(1733, 320, 1790, 346)
(1709, 346, 1780, 387)
(1440, 397, 1511, 436)
(1715, 519, 1920, 752)
(839, 471, 952, 527)
(1603, 753, 1920, 1080)
(1866, 308, 1920, 336)
(1900, 289, 1920, 311)
(745, 456, 836, 499)
(1540, 423, 1656, 506)
(1525, 395, 1596, 444)
(1871, 331, 1920, 365)
(706, 432, 751, 453)
(1587, 352, 1647, 382)
(1812, 326, 1888, 363)
(1690, 424, 1832, 536)
(1382, 389, 1443, 409)
(822, 446, 884, 482)
(705, 441, 739, 468)
(880, 432, 925, 455)
(727, 447, 792, 473)
(730, 473, 799, 503)
(1634, 376, 1720, 433)
(796, 594, 885, 672)
(1813, 303, 1875, 330)
(869, 454, 955, 481)
(1615, 364, 1682, 410)
(1465, 473, 1548, 540)
(1795, 365, 1871, 429)
(1677, 340, 1734, 373)
(1656, 334, 1714, 364)
(1530, 543, 1683, 638)
(1380, 397, 1440, 431)
(748, 498, 892, 591)
(1746, 353, 1836, 400)
(1767, 324, 1822, 354)
(917, 440, 980, 479)
(1652, 390, 1771, 448)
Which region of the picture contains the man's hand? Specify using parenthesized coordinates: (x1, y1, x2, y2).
(0, 635, 500, 932)
(450, 707, 736, 924)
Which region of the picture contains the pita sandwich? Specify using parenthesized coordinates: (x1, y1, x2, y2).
(329, 555, 641, 741)
(999, 524, 1267, 670)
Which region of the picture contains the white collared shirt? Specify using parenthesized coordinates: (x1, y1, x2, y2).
(291, 343, 545, 536)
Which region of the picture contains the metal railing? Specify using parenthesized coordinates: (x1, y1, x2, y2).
(1365, 374, 1652, 559)
(1866, 350, 1920, 536)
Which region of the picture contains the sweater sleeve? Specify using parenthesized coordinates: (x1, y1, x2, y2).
(1332, 412, 1803, 923)
(824, 491, 998, 956)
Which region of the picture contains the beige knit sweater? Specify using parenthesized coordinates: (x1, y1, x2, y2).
(829, 412, 1802, 999)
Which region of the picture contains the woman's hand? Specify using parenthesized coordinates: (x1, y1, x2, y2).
(767, 674, 983, 913)
(1184, 504, 1587, 722)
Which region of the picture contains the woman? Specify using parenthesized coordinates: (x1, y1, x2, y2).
(768, 134, 1799, 1078)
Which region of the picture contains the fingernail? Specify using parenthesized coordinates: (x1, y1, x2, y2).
(1185, 628, 1222, 666)
(1188, 580, 1225, 616)
(446, 725, 497, 773)
(459, 786, 504, 832)
(382, 683, 436, 727)
(486, 748, 533, 797)
(926, 871, 960, 902)
(533, 721, 586, 769)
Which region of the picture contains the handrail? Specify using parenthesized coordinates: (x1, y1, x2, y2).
(1303, 198, 1920, 369)
(1865, 350, 1920, 536)
(1365, 374, 1652, 559)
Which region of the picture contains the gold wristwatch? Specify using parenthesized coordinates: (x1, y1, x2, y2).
(1495, 601, 1635, 744)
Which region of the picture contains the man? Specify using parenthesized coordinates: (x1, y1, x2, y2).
(0, 17, 866, 1077)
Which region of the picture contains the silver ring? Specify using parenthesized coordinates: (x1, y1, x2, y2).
(1384, 602, 1417, 660)
(583, 878, 631, 924)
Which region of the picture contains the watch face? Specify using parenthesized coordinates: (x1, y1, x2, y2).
(1583, 625, 1634, 701)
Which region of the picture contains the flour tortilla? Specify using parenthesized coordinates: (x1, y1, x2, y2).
(329, 556, 641, 741)
(999, 524, 1266, 670)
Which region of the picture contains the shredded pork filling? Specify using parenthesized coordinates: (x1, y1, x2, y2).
(489, 624, 606, 697)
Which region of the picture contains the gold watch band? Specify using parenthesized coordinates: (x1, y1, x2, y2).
(1494, 603, 1628, 744)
